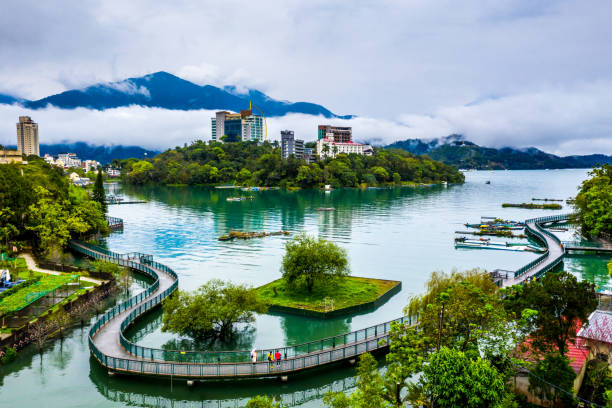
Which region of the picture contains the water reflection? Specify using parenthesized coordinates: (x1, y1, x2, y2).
(89, 353, 359, 408)
(279, 314, 351, 347)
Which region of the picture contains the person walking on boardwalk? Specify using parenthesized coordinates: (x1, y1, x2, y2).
(275, 350, 281, 367)
(267, 351, 274, 369)
(251, 349, 257, 364)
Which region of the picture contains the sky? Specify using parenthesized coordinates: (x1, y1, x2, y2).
(1, 0, 611, 155)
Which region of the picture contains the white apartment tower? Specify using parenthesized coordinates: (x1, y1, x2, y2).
(16, 116, 39, 156)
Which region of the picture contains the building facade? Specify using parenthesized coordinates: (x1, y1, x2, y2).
(0, 149, 23, 164)
(317, 125, 352, 143)
(280, 130, 305, 159)
(317, 135, 365, 159)
(16, 116, 39, 156)
(212, 110, 264, 143)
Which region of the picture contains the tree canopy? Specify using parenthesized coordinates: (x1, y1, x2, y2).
(161, 279, 267, 341)
(92, 170, 107, 214)
(574, 164, 612, 238)
(502, 270, 597, 356)
(281, 234, 349, 293)
(120, 140, 464, 188)
(0, 158, 108, 254)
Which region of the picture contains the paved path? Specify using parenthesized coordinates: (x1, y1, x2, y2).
(20, 252, 104, 285)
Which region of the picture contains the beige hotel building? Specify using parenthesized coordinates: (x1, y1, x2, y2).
(16, 116, 39, 156)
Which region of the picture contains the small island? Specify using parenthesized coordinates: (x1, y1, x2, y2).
(502, 202, 562, 210)
(257, 276, 401, 318)
(257, 233, 401, 318)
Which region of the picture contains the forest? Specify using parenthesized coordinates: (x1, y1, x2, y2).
(119, 140, 465, 188)
(0, 157, 108, 256)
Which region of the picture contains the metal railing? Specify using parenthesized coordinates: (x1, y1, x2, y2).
(106, 216, 124, 230)
(513, 215, 571, 280)
(70, 238, 413, 377)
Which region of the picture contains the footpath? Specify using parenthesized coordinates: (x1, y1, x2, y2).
(20, 253, 104, 285)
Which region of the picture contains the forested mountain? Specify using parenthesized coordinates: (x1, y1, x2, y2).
(0, 71, 351, 118)
(387, 136, 612, 169)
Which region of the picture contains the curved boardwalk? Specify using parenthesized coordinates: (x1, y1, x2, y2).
(72, 214, 569, 380)
(500, 214, 570, 288)
(69, 240, 409, 379)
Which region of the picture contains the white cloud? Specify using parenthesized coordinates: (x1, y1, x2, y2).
(1, 79, 611, 156)
(0, 1, 611, 154)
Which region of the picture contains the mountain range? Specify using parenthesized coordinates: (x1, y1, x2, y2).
(0, 71, 351, 118)
(386, 135, 612, 170)
(4, 142, 159, 165)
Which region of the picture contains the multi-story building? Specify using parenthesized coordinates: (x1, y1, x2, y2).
(316, 124, 366, 159)
(57, 153, 81, 168)
(280, 130, 305, 159)
(82, 160, 100, 173)
(303, 147, 316, 164)
(211, 110, 264, 143)
(317, 125, 352, 143)
(16, 116, 39, 156)
(317, 136, 364, 159)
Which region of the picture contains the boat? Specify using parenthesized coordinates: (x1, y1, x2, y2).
(317, 207, 335, 211)
(465, 223, 524, 230)
(454, 240, 545, 253)
(485, 181, 491, 184)
(226, 196, 252, 202)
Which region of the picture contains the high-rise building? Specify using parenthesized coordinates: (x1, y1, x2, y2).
(16, 116, 39, 156)
(280, 130, 305, 159)
(211, 110, 264, 143)
(317, 125, 352, 143)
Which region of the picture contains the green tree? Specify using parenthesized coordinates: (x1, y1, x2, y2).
(92, 170, 107, 214)
(574, 164, 612, 237)
(420, 347, 506, 408)
(324, 353, 387, 408)
(392, 172, 401, 185)
(407, 269, 513, 355)
(528, 353, 576, 407)
(0, 209, 18, 250)
(161, 279, 267, 340)
(281, 234, 349, 293)
(503, 271, 597, 356)
(236, 168, 252, 185)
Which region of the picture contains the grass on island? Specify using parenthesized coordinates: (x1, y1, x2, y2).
(502, 202, 562, 210)
(256, 276, 400, 313)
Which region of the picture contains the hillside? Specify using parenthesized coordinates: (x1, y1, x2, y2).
(387, 136, 612, 169)
(0, 71, 351, 118)
(120, 141, 464, 187)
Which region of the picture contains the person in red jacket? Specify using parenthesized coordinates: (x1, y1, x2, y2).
(275, 350, 282, 366)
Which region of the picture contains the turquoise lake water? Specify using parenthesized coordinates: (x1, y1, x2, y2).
(0, 169, 609, 408)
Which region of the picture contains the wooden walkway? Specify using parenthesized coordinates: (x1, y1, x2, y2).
(69, 240, 408, 380)
(500, 214, 570, 288)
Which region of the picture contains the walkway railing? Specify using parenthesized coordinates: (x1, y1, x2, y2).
(512, 214, 572, 280)
(69, 238, 411, 377)
(106, 216, 124, 231)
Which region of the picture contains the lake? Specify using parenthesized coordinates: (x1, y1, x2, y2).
(1, 169, 609, 408)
